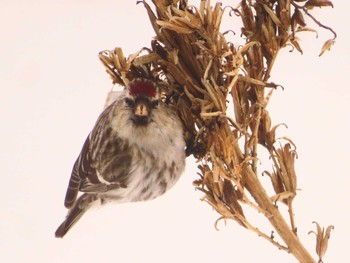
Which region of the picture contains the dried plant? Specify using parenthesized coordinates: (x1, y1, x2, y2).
(98, 0, 336, 262)
(309, 222, 334, 263)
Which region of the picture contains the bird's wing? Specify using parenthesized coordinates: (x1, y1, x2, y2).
(63, 135, 98, 208)
(63, 102, 132, 208)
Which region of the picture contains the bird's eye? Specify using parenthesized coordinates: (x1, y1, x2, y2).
(151, 100, 159, 109)
(124, 98, 135, 108)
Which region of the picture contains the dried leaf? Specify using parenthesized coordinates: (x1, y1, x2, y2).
(270, 191, 296, 204)
(276, 136, 296, 149)
(279, 5, 291, 30)
(137, 1, 160, 36)
(305, 0, 334, 9)
(262, 4, 282, 27)
(156, 20, 194, 34)
(265, 170, 285, 196)
(212, 2, 224, 32)
(133, 53, 159, 66)
(223, 179, 245, 218)
(292, 9, 306, 27)
(309, 222, 334, 261)
(279, 143, 297, 193)
(238, 75, 267, 86)
(321, 225, 334, 258)
(114, 48, 126, 70)
(291, 39, 303, 54)
(266, 123, 288, 147)
(257, 110, 272, 146)
(319, 39, 335, 56)
(241, 0, 255, 33)
(296, 26, 319, 38)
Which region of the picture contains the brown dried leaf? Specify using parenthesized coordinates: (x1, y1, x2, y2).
(212, 2, 224, 32)
(296, 26, 319, 38)
(321, 225, 334, 258)
(133, 53, 159, 66)
(262, 4, 282, 28)
(278, 4, 291, 30)
(291, 39, 303, 54)
(266, 123, 288, 147)
(258, 110, 272, 146)
(270, 191, 296, 204)
(223, 179, 245, 218)
(98, 50, 123, 84)
(238, 75, 267, 86)
(114, 48, 127, 70)
(264, 170, 285, 196)
(319, 39, 335, 56)
(137, 1, 160, 36)
(309, 222, 334, 261)
(240, 0, 255, 34)
(305, 0, 334, 9)
(156, 20, 194, 34)
(231, 81, 246, 125)
(279, 143, 297, 193)
(292, 9, 307, 27)
(204, 0, 213, 27)
(168, 8, 204, 33)
(278, 136, 297, 151)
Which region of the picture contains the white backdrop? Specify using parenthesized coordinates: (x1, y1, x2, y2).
(1, 1, 348, 262)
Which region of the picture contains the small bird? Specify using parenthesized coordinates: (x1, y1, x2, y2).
(55, 79, 186, 238)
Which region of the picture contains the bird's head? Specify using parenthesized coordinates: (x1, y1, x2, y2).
(124, 79, 160, 125)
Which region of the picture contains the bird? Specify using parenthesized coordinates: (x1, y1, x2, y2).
(55, 78, 186, 238)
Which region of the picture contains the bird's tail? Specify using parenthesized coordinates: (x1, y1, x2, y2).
(55, 193, 98, 238)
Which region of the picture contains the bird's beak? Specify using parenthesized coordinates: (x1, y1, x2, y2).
(132, 99, 151, 125)
(134, 101, 149, 118)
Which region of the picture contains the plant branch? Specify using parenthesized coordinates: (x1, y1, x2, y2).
(98, 0, 336, 262)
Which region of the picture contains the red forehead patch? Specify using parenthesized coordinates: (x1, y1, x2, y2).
(128, 80, 157, 98)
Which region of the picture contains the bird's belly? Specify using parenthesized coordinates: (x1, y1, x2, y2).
(101, 158, 183, 203)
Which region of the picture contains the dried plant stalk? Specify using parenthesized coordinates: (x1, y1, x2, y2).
(99, 0, 336, 262)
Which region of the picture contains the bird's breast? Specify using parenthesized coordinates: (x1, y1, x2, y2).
(102, 141, 185, 203)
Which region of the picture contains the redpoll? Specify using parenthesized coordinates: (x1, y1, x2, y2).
(55, 79, 186, 238)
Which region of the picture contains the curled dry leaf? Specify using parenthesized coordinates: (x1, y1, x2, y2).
(308, 222, 334, 262)
(296, 26, 319, 38)
(266, 123, 288, 148)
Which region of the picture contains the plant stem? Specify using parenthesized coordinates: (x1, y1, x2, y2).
(243, 166, 316, 263)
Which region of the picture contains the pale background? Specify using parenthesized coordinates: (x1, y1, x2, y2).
(1, 1, 349, 262)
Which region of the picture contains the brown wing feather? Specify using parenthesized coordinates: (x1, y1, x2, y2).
(56, 193, 98, 238)
(64, 136, 93, 208)
(63, 102, 132, 208)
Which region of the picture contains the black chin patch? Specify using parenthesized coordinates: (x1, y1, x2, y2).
(131, 115, 150, 125)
